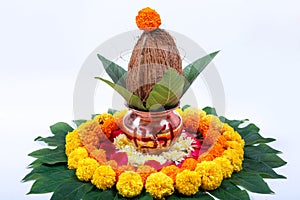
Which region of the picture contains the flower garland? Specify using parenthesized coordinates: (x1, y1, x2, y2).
(64, 107, 245, 199)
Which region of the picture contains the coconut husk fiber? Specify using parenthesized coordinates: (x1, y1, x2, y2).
(126, 28, 182, 104)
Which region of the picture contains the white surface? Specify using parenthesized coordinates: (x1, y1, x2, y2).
(0, 0, 299, 199)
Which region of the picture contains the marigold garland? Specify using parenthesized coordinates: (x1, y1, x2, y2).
(63, 107, 248, 198)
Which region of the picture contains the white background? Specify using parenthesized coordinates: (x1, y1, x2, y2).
(0, 0, 299, 199)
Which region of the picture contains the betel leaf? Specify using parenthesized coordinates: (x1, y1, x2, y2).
(97, 54, 127, 88)
(95, 77, 146, 111)
(230, 171, 274, 194)
(146, 68, 184, 111)
(28, 169, 76, 194)
(243, 159, 286, 179)
(182, 51, 219, 96)
(210, 179, 250, 200)
(28, 147, 67, 165)
(51, 180, 94, 200)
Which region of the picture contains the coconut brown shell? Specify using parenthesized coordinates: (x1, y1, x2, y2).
(126, 29, 182, 104)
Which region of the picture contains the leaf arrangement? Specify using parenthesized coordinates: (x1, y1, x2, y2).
(23, 107, 286, 200)
(95, 52, 219, 111)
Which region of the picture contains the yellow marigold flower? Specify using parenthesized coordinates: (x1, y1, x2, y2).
(92, 165, 116, 190)
(213, 157, 234, 178)
(117, 171, 143, 198)
(145, 172, 174, 199)
(136, 7, 161, 31)
(225, 140, 244, 156)
(77, 120, 105, 148)
(222, 123, 234, 133)
(116, 165, 136, 180)
(160, 165, 180, 183)
(137, 165, 156, 184)
(94, 113, 118, 138)
(222, 149, 243, 172)
(222, 130, 243, 143)
(176, 108, 183, 117)
(113, 110, 127, 127)
(114, 134, 133, 149)
(182, 107, 205, 133)
(195, 161, 223, 190)
(76, 157, 100, 182)
(65, 129, 83, 156)
(175, 170, 201, 196)
(199, 115, 223, 138)
(90, 149, 107, 164)
(181, 158, 198, 171)
(68, 147, 88, 169)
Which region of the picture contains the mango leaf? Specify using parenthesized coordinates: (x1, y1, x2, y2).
(146, 68, 184, 111)
(210, 179, 250, 200)
(182, 51, 219, 95)
(95, 77, 146, 111)
(51, 180, 94, 200)
(230, 171, 274, 194)
(243, 159, 286, 179)
(97, 54, 127, 88)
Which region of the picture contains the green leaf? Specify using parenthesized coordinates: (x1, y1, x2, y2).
(23, 164, 67, 182)
(243, 159, 286, 179)
(95, 77, 146, 111)
(219, 117, 249, 128)
(108, 108, 118, 115)
(244, 144, 281, 155)
(73, 120, 87, 127)
(181, 104, 191, 111)
(51, 181, 94, 200)
(28, 147, 67, 165)
(166, 191, 214, 200)
(242, 132, 275, 146)
(244, 152, 287, 168)
(230, 171, 274, 194)
(84, 189, 116, 200)
(97, 54, 127, 88)
(202, 107, 218, 116)
(183, 51, 219, 95)
(50, 122, 74, 135)
(146, 68, 184, 111)
(210, 179, 250, 200)
(28, 169, 76, 194)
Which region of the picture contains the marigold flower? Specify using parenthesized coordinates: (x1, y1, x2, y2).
(137, 165, 156, 184)
(117, 171, 143, 198)
(213, 157, 234, 178)
(68, 147, 88, 169)
(195, 161, 223, 190)
(105, 160, 118, 170)
(116, 165, 136, 180)
(175, 108, 183, 117)
(91, 165, 116, 190)
(222, 123, 234, 133)
(180, 158, 198, 171)
(199, 115, 223, 138)
(77, 120, 105, 148)
(182, 107, 205, 133)
(94, 113, 118, 138)
(222, 130, 243, 143)
(65, 130, 83, 156)
(175, 170, 201, 196)
(90, 149, 107, 164)
(76, 157, 100, 182)
(145, 172, 174, 199)
(160, 165, 180, 183)
(222, 148, 243, 172)
(198, 142, 225, 162)
(225, 140, 244, 156)
(113, 110, 127, 127)
(136, 7, 161, 31)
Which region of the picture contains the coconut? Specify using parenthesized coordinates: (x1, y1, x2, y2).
(126, 28, 183, 104)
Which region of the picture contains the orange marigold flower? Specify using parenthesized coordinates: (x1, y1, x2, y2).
(94, 113, 118, 139)
(105, 160, 118, 170)
(137, 165, 156, 184)
(180, 158, 198, 171)
(160, 165, 180, 183)
(136, 7, 161, 31)
(90, 148, 107, 164)
(182, 107, 206, 133)
(199, 115, 223, 138)
(77, 120, 105, 148)
(198, 142, 225, 162)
